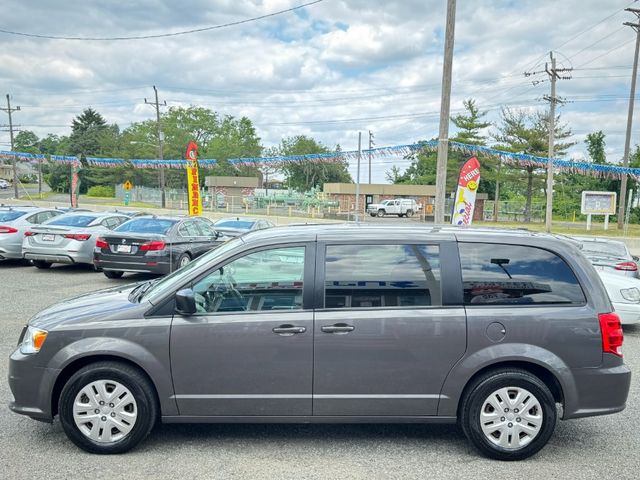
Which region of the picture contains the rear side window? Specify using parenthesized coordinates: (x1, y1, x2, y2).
(324, 244, 441, 308)
(459, 243, 585, 305)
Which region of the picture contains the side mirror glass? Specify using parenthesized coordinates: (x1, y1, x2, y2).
(175, 288, 197, 316)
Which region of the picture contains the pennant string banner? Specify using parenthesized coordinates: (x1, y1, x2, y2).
(2, 142, 640, 179)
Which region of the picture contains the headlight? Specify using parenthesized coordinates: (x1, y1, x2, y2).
(20, 326, 48, 354)
(620, 287, 640, 303)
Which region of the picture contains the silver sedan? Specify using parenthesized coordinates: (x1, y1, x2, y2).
(22, 212, 130, 269)
(0, 206, 63, 260)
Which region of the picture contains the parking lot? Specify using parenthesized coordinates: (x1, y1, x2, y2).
(1, 260, 639, 479)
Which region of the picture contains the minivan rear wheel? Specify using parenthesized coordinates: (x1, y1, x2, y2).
(59, 361, 157, 454)
(460, 369, 557, 461)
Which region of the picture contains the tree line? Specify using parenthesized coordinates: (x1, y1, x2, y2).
(388, 99, 640, 223)
(13, 107, 352, 194)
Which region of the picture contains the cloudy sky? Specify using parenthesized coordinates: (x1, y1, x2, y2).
(0, 0, 638, 182)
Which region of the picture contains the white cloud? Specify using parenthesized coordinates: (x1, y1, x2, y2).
(0, 0, 638, 182)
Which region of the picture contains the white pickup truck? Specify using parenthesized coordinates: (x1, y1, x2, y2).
(366, 198, 420, 217)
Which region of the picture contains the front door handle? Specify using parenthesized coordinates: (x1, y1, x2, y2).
(272, 324, 306, 336)
(321, 323, 355, 334)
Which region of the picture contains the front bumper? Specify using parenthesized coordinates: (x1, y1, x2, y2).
(8, 349, 58, 423)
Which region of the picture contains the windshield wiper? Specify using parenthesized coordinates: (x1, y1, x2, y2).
(134, 278, 161, 302)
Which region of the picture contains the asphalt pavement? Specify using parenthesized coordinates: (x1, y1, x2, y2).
(1, 260, 639, 479)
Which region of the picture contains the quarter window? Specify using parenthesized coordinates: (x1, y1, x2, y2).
(192, 247, 305, 313)
(324, 244, 441, 308)
(458, 243, 586, 305)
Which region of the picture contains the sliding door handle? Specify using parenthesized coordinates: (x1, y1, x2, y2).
(321, 323, 355, 334)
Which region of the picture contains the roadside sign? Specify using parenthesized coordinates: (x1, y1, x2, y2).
(124, 191, 130, 206)
(123, 180, 133, 191)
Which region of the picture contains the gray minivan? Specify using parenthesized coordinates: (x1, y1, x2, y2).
(8, 225, 631, 460)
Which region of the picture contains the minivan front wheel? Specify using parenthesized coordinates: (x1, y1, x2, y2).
(59, 361, 157, 454)
(460, 369, 557, 461)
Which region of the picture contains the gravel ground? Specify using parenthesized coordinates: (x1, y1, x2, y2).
(1, 260, 639, 479)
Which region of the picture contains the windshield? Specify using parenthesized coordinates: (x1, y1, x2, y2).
(0, 210, 27, 222)
(45, 215, 97, 227)
(215, 220, 255, 230)
(143, 236, 245, 303)
(116, 218, 177, 234)
(580, 241, 627, 258)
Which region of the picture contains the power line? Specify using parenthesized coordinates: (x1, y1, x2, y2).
(0, 0, 324, 41)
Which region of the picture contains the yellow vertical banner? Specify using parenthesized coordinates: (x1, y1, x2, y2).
(185, 141, 202, 216)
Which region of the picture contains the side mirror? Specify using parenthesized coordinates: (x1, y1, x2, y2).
(633, 255, 639, 262)
(213, 230, 220, 239)
(175, 288, 197, 316)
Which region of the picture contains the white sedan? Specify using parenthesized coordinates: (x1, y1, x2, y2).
(598, 270, 640, 325)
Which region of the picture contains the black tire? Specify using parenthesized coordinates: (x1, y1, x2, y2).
(459, 369, 557, 461)
(176, 252, 191, 269)
(59, 361, 158, 454)
(103, 270, 124, 279)
(369, 213, 376, 217)
(33, 260, 51, 269)
(406, 209, 414, 218)
(376, 209, 385, 217)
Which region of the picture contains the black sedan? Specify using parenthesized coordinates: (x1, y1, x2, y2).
(94, 215, 225, 278)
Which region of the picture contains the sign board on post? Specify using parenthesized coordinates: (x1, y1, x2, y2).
(185, 141, 202, 216)
(581, 191, 617, 230)
(123, 180, 133, 206)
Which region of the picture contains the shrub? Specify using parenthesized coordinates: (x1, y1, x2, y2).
(87, 185, 115, 198)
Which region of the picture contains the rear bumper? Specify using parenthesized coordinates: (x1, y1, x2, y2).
(24, 248, 92, 265)
(95, 255, 172, 275)
(612, 302, 640, 325)
(564, 359, 631, 419)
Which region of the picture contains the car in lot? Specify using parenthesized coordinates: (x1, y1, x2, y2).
(8, 225, 630, 460)
(0, 206, 63, 260)
(598, 270, 640, 325)
(0, 179, 10, 189)
(22, 211, 130, 269)
(94, 215, 226, 278)
(212, 217, 274, 237)
(573, 236, 639, 278)
(366, 198, 420, 217)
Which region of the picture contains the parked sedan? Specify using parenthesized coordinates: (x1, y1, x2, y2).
(94, 215, 225, 278)
(573, 236, 639, 278)
(23, 212, 130, 269)
(0, 206, 63, 260)
(213, 217, 274, 237)
(598, 270, 640, 325)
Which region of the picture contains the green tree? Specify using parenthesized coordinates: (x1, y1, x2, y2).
(276, 135, 352, 191)
(585, 131, 606, 164)
(14, 130, 39, 152)
(450, 99, 491, 145)
(69, 108, 108, 156)
(493, 107, 574, 222)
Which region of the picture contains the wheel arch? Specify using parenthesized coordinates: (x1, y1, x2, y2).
(455, 361, 565, 419)
(51, 354, 163, 418)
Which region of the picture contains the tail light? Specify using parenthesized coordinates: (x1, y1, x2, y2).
(63, 233, 91, 241)
(139, 240, 166, 252)
(0, 226, 18, 234)
(615, 261, 637, 272)
(24, 231, 35, 237)
(598, 312, 624, 357)
(95, 238, 109, 249)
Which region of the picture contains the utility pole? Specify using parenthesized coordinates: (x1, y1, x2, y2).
(1, 94, 20, 199)
(618, 8, 640, 229)
(541, 52, 571, 232)
(368, 130, 374, 184)
(355, 132, 362, 222)
(145, 86, 167, 208)
(434, 0, 457, 224)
